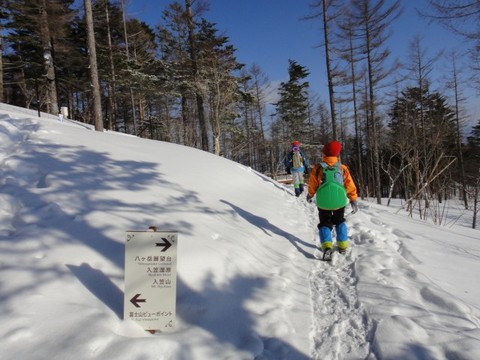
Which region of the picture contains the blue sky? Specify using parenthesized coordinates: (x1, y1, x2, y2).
(126, 0, 477, 124)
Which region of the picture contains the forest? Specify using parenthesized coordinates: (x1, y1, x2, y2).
(0, 0, 479, 227)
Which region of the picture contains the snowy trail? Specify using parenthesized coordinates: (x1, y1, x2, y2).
(304, 198, 480, 360)
(304, 201, 373, 360)
(309, 253, 373, 360)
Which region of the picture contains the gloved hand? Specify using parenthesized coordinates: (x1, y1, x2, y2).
(351, 201, 358, 214)
(306, 194, 313, 203)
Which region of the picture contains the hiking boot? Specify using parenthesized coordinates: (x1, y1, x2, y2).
(338, 248, 347, 254)
(322, 248, 333, 261)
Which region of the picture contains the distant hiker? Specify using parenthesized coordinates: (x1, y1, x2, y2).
(284, 140, 308, 197)
(306, 140, 358, 258)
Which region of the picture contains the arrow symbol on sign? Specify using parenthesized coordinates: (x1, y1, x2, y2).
(130, 294, 146, 308)
(156, 237, 172, 252)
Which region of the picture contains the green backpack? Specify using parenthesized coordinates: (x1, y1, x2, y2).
(315, 162, 348, 210)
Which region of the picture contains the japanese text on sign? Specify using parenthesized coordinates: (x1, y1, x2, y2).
(124, 230, 177, 331)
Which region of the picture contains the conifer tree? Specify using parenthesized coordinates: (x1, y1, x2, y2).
(196, 19, 243, 156)
(186, 0, 209, 151)
(6, 0, 76, 114)
(158, 1, 209, 148)
(275, 60, 310, 142)
(465, 119, 480, 186)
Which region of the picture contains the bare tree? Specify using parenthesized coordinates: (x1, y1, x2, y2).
(306, 0, 345, 139)
(350, 0, 402, 204)
(380, 150, 411, 206)
(422, 0, 480, 88)
(250, 64, 270, 171)
(389, 86, 458, 219)
(336, 6, 367, 198)
(320, 0, 338, 138)
(405, 35, 439, 213)
(446, 51, 469, 209)
(422, 1, 480, 40)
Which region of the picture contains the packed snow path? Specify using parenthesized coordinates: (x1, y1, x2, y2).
(300, 197, 374, 359)
(300, 193, 480, 360)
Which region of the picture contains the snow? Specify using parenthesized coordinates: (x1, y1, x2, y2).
(1, 103, 480, 360)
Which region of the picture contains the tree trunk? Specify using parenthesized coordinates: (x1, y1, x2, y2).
(451, 55, 468, 209)
(105, 0, 117, 131)
(253, 77, 268, 170)
(348, 32, 364, 199)
(322, 0, 337, 139)
(39, 0, 58, 115)
(365, 24, 382, 204)
(84, 0, 103, 131)
(186, 0, 209, 151)
(120, 0, 137, 135)
(473, 184, 478, 229)
(0, 23, 3, 103)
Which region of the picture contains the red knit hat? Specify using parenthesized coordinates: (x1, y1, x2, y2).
(292, 140, 300, 147)
(323, 140, 342, 156)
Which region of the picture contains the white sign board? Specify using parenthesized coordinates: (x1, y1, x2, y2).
(124, 230, 177, 331)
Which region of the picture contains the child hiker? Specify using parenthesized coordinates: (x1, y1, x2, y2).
(284, 140, 308, 197)
(306, 140, 358, 260)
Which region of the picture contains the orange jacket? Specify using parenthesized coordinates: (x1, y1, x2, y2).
(307, 156, 358, 202)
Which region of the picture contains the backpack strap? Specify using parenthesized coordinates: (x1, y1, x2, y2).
(320, 162, 334, 186)
(318, 161, 340, 180)
(314, 163, 323, 184)
(321, 161, 341, 169)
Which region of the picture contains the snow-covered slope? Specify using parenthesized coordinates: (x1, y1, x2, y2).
(1, 104, 479, 360)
